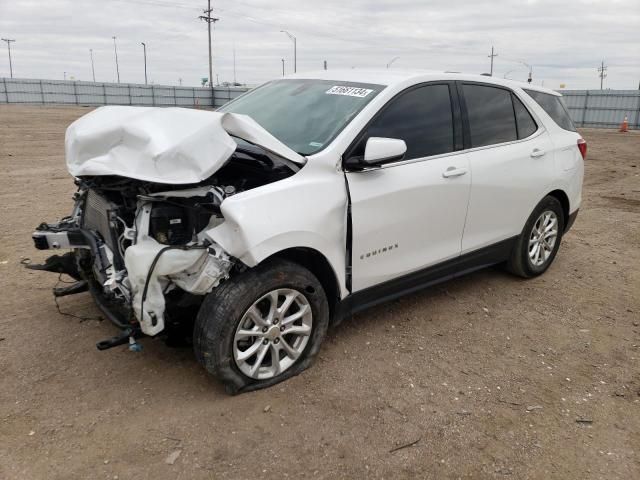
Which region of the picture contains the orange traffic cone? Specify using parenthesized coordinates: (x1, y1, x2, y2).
(619, 116, 629, 132)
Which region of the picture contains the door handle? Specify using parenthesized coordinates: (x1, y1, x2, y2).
(530, 148, 546, 158)
(442, 166, 468, 178)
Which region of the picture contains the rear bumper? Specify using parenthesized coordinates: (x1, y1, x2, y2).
(565, 209, 579, 233)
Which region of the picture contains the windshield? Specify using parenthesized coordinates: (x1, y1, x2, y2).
(219, 79, 385, 155)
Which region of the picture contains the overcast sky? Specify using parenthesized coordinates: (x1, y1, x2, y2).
(1, 0, 639, 90)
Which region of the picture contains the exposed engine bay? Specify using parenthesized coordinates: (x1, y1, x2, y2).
(31, 141, 299, 347)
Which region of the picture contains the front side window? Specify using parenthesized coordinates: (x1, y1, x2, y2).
(350, 84, 454, 161)
(524, 89, 576, 132)
(462, 84, 518, 147)
(219, 79, 384, 155)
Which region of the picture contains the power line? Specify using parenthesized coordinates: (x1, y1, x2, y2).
(1, 38, 15, 78)
(199, 0, 219, 87)
(598, 60, 607, 90)
(112, 36, 120, 83)
(107, 0, 485, 59)
(488, 46, 497, 76)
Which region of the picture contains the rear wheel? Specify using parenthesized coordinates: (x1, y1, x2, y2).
(193, 258, 329, 394)
(507, 196, 565, 278)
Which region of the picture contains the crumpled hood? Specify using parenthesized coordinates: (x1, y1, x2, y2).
(65, 106, 306, 184)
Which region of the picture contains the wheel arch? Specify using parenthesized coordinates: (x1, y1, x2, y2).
(265, 247, 342, 323)
(546, 189, 570, 230)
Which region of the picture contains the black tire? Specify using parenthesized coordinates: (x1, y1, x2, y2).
(193, 258, 329, 394)
(507, 196, 565, 278)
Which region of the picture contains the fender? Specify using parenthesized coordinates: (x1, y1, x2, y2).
(205, 160, 350, 297)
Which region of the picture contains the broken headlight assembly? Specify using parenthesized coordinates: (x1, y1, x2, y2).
(147, 190, 226, 246)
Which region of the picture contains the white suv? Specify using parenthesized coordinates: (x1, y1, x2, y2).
(31, 70, 585, 393)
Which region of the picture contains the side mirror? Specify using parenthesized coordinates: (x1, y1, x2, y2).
(363, 137, 407, 165)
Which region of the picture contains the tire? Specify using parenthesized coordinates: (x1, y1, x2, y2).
(507, 196, 565, 278)
(193, 258, 329, 394)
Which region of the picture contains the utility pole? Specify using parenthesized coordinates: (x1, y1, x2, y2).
(598, 60, 607, 90)
(141, 42, 148, 84)
(488, 46, 498, 76)
(199, 0, 219, 87)
(323, 60, 327, 70)
(112, 36, 120, 83)
(89, 49, 96, 82)
(281, 30, 296, 73)
(1, 38, 15, 78)
(233, 42, 236, 84)
(281, 58, 285, 77)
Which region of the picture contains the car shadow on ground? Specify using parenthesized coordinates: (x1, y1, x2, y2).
(46, 263, 521, 397)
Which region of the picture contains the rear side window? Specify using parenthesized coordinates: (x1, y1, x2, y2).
(524, 89, 576, 132)
(462, 84, 517, 147)
(352, 84, 454, 160)
(512, 95, 538, 139)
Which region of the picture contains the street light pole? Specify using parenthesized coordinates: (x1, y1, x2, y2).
(141, 42, 148, 85)
(112, 36, 120, 83)
(1, 38, 15, 78)
(281, 58, 285, 76)
(386, 56, 400, 69)
(233, 42, 236, 84)
(280, 30, 296, 73)
(89, 49, 96, 82)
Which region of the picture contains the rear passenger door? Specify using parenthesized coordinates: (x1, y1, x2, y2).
(458, 82, 556, 253)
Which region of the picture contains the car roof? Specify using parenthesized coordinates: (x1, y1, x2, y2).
(286, 69, 561, 96)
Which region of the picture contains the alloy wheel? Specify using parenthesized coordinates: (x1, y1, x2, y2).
(233, 288, 313, 380)
(528, 210, 558, 267)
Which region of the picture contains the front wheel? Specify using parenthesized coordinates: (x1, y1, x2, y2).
(193, 258, 329, 394)
(507, 196, 565, 278)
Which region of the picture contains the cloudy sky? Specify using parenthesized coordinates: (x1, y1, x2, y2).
(1, 0, 639, 90)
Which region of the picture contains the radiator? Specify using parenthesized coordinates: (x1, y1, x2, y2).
(82, 190, 116, 250)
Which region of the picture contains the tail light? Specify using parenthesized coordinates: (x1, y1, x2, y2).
(577, 138, 587, 160)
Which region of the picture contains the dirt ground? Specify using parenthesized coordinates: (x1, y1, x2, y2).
(0, 105, 638, 480)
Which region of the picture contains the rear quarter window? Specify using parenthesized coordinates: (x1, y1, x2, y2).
(524, 89, 576, 132)
(512, 94, 538, 139)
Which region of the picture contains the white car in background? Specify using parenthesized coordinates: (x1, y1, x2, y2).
(30, 70, 585, 393)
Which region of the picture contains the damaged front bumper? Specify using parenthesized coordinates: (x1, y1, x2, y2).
(31, 189, 234, 344)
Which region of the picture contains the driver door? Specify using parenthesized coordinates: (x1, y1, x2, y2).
(345, 83, 471, 291)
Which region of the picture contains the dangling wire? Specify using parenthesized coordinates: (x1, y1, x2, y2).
(53, 274, 103, 323)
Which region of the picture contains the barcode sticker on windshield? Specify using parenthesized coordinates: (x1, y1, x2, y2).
(326, 86, 373, 98)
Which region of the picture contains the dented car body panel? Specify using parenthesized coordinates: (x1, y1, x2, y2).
(206, 158, 348, 296)
(66, 106, 305, 184)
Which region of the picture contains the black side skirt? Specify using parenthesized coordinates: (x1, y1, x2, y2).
(336, 236, 518, 321)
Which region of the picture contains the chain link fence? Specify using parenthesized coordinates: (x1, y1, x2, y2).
(0, 77, 249, 108)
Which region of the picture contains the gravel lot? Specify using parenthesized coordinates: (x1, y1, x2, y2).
(1, 105, 639, 479)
